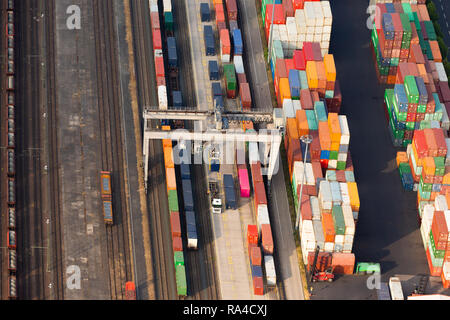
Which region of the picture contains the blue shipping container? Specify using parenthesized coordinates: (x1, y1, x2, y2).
(288, 70, 300, 99)
(212, 82, 222, 97)
(172, 91, 182, 107)
(224, 187, 236, 210)
(185, 210, 196, 226)
(180, 164, 191, 180)
(200, 3, 210, 22)
(251, 265, 263, 278)
(204, 26, 215, 56)
(209, 60, 219, 80)
(232, 29, 243, 56)
(223, 174, 234, 189)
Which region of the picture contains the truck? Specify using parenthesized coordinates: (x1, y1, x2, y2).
(389, 277, 404, 300)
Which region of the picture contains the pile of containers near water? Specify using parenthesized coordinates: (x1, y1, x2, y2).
(261, 1, 360, 274)
(371, 1, 450, 289)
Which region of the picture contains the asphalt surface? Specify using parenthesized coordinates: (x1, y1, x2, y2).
(434, 0, 450, 48)
(311, 0, 439, 299)
(238, 0, 273, 112)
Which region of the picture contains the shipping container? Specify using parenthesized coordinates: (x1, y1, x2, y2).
(200, 2, 210, 22)
(170, 211, 181, 238)
(261, 224, 274, 255)
(100, 171, 112, 198)
(389, 277, 404, 300)
(102, 199, 113, 225)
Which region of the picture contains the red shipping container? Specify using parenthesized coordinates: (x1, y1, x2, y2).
(312, 161, 323, 181)
(152, 28, 162, 50)
(253, 277, 264, 295)
(237, 72, 247, 86)
(310, 131, 321, 161)
(150, 12, 160, 30)
(322, 212, 335, 243)
(424, 129, 438, 157)
(261, 224, 274, 255)
(307, 251, 332, 272)
(298, 192, 312, 220)
(293, 50, 306, 70)
(220, 29, 231, 55)
(282, 0, 294, 18)
(251, 162, 263, 185)
(254, 181, 267, 206)
(226, 0, 238, 21)
(247, 225, 258, 245)
(251, 246, 262, 266)
(300, 89, 313, 109)
(414, 130, 428, 158)
(432, 211, 449, 244)
(285, 58, 295, 74)
(441, 272, 450, 289)
(172, 236, 183, 252)
(292, 0, 305, 10)
(240, 83, 252, 109)
(227, 89, 236, 99)
(432, 128, 447, 157)
(170, 212, 181, 237)
(312, 42, 322, 61)
(410, 44, 425, 64)
(154, 56, 165, 77)
(439, 82, 450, 103)
(303, 42, 314, 61)
(331, 253, 355, 275)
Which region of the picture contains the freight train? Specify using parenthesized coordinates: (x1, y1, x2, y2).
(100, 171, 113, 224)
(4, 0, 17, 300)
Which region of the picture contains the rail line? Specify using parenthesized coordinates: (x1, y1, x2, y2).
(93, 0, 133, 300)
(130, 0, 176, 300)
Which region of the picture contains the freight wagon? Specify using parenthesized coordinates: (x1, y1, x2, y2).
(6, 22, 14, 37)
(7, 230, 16, 249)
(7, 34, 13, 49)
(102, 199, 113, 225)
(7, 177, 15, 205)
(7, 0, 14, 11)
(8, 207, 15, 230)
(7, 149, 15, 176)
(6, 75, 14, 91)
(100, 171, 112, 198)
(8, 275, 16, 299)
(8, 249, 16, 272)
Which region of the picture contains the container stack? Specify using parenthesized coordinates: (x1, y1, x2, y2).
(371, 2, 440, 85)
(271, 45, 341, 113)
(263, 0, 332, 57)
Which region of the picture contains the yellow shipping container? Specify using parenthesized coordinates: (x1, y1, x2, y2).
(324, 54, 337, 82)
(328, 113, 341, 143)
(444, 172, 450, 185)
(422, 157, 435, 177)
(279, 78, 291, 103)
(306, 61, 318, 89)
(347, 182, 360, 212)
(330, 141, 340, 152)
(417, 64, 427, 83)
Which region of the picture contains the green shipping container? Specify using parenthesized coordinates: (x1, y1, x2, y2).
(305, 110, 318, 130)
(164, 12, 174, 32)
(223, 64, 236, 91)
(336, 161, 346, 171)
(398, 162, 411, 176)
(424, 21, 437, 41)
(329, 151, 338, 160)
(174, 251, 184, 267)
(299, 70, 309, 89)
(417, 104, 426, 113)
(402, 4, 414, 21)
(168, 189, 179, 212)
(429, 231, 445, 261)
(404, 76, 419, 104)
(175, 265, 187, 296)
(332, 206, 345, 235)
(385, 89, 395, 116)
(434, 157, 445, 176)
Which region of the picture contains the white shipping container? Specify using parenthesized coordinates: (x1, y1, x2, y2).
(293, 99, 301, 113)
(321, 1, 333, 26)
(163, 0, 172, 12)
(441, 105, 450, 131)
(293, 161, 305, 192)
(389, 277, 404, 300)
(283, 98, 295, 119)
(321, 48, 329, 57)
(315, 26, 323, 34)
(420, 221, 429, 251)
(342, 204, 355, 235)
(305, 163, 315, 185)
(344, 234, 354, 244)
(310, 196, 321, 220)
(286, 17, 297, 37)
(273, 108, 285, 131)
(249, 142, 260, 164)
(313, 34, 322, 42)
(234, 55, 245, 74)
(435, 195, 448, 211)
(306, 26, 315, 34)
(343, 242, 353, 252)
(306, 34, 314, 42)
(221, 53, 230, 63)
(324, 242, 334, 252)
(335, 235, 345, 244)
(313, 2, 324, 26)
(319, 180, 332, 211)
(313, 220, 325, 249)
(340, 183, 351, 206)
(328, 159, 337, 169)
(295, 9, 306, 32)
(334, 243, 343, 253)
(323, 25, 332, 34)
(302, 219, 314, 234)
(150, 4, 158, 13)
(304, 3, 316, 27)
(436, 62, 448, 82)
(338, 152, 348, 163)
(264, 255, 277, 286)
(158, 86, 168, 110)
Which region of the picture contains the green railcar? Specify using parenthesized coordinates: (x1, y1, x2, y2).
(175, 265, 187, 296)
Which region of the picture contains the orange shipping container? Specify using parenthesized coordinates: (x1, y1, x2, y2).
(323, 54, 336, 82)
(316, 61, 327, 89)
(163, 139, 172, 148)
(347, 182, 360, 212)
(163, 146, 174, 168)
(417, 64, 427, 82)
(296, 110, 309, 137)
(331, 253, 355, 275)
(286, 118, 299, 140)
(279, 78, 291, 103)
(306, 61, 318, 89)
(321, 212, 335, 243)
(429, 41, 442, 62)
(216, 5, 225, 24)
(328, 113, 341, 143)
(418, 4, 430, 21)
(396, 151, 408, 167)
(166, 167, 177, 191)
(423, 157, 435, 177)
(318, 121, 331, 151)
(220, 29, 231, 55)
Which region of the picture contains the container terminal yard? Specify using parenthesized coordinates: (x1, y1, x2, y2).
(1, 0, 450, 302)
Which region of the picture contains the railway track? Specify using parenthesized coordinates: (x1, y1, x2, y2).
(130, 0, 176, 300)
(44, 0, 64, 300)
(15, 0, 47, 299)
(93, 0, 133, 300)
